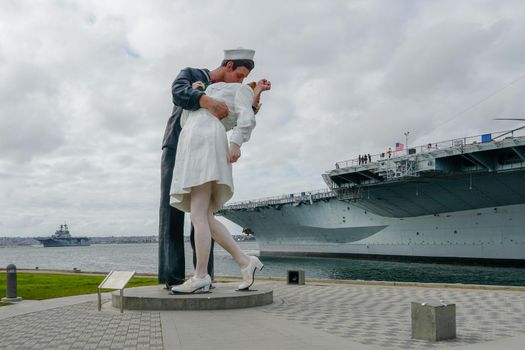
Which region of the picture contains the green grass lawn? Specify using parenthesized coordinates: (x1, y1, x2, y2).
(0, 272, 159, 301)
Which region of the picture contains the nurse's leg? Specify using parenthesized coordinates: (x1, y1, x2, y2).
(208, 209, 250, 268)
(190, 183, 213, 278)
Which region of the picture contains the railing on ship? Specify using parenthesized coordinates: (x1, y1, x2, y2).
(222, 188, 335, 210)
(334, 128, 525, 169)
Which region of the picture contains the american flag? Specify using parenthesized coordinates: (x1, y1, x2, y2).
(395, 142, 404, 151)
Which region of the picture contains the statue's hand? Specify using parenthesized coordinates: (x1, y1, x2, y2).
(192, 81, 205, 90)
(199, 95, 229, 120)
(228, 143, 241, 163)
(255, 79, 271, 95)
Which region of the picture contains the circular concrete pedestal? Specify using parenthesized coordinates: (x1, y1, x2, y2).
(112, 283, 273, 311)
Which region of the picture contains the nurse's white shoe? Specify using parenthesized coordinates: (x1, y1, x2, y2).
(238, 256, 264, 290)
(171, 274, 211, 294)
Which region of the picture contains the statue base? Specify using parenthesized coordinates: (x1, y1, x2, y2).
(112, 283, 273, 311)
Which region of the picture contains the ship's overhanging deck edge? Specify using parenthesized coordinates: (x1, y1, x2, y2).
(218, 134, 525, 217)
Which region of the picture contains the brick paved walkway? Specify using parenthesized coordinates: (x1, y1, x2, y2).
(261, 283, 525, 349)
(1, 281, 524, 349)
(0, 302, 162, 350)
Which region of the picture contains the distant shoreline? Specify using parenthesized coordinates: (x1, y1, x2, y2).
(0, 234, 255, 247)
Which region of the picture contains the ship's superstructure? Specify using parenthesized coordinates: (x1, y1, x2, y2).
(36, 224, 91, 247)
(219, 129, 525, 264)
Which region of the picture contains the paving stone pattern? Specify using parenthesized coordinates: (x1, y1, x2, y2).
(0, 301, 162, 350)
(261, 284, 525, 350)
(1, 283, 524, 349)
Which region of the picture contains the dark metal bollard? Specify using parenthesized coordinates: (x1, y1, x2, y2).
(6, 264, 17, 298)
(2, 264, 23, 302)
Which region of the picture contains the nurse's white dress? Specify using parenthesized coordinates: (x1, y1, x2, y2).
(169, 82, 256, 213)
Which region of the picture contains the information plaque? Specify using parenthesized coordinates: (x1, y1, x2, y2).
(98, 270, 135, 313)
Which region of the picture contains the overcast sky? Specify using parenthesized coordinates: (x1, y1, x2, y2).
(1, 0, 525, 237)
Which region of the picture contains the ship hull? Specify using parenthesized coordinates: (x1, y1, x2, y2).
(221, 131, 525, 264)
(221, 199, 525, 263)
(37, 238, 91, 247)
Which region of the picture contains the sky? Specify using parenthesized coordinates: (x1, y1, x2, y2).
(1, 0, 525, 237)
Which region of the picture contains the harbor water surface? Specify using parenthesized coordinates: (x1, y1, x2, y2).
(1, 242, 525, 286)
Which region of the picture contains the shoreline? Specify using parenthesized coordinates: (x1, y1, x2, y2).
(3, 267, 525, 292)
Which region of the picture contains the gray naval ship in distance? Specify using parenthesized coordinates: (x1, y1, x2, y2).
(36, 224, 91, 247)
(218, 128, 525, 265)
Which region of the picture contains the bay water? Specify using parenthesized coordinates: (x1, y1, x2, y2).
(1, 242, 524, 286)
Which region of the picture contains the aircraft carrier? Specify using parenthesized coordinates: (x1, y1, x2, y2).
(218, 129, 525, 264)
(36, 224, 91, 247)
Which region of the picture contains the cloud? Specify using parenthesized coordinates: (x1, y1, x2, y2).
(1, 0, 525, 236)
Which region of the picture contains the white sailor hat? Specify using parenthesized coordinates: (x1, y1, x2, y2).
(223, 47, 255, 61)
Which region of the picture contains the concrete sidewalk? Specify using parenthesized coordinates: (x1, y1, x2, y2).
(1, 280, 525, 349)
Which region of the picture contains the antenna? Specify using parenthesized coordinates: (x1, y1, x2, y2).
(493, 118, 525, 139)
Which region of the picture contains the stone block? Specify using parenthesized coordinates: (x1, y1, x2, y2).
(411, 301, 456, 341)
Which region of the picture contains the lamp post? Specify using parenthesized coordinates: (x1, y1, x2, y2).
(404, 131, 410, 155)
